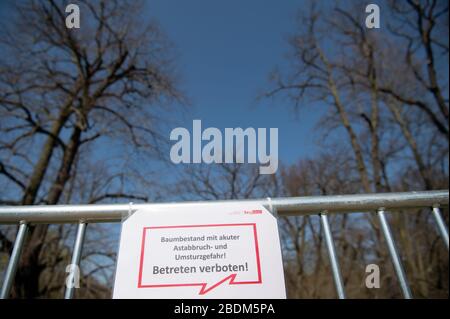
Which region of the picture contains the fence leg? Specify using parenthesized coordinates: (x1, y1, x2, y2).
(320, 212, 346, 299)
(0, 221, 28, 299)
(377, 209, 413, 299)
(64, 222, 87, 299)
(432, 206, 449, 250)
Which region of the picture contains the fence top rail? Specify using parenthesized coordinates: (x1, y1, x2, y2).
(0, 190, 448, 224)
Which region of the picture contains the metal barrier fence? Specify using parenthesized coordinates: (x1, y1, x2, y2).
(0, 190, 448, 299)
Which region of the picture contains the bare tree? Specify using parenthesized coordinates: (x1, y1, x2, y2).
(265, 0, 448, 298)
(173, 163, 279, 201)
(0, 0, 183, 298)
(385, 0, 449, 136)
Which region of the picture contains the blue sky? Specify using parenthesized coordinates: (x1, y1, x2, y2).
(0, 0, 331, 204)
(145, 0, 324, 165)
(0, 0, 326, 169)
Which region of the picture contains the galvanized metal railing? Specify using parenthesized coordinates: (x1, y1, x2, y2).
(0, 190, 448, 299)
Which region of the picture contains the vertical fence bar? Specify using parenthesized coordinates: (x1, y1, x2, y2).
(64, 222, 87, 299)
(320, 212, 346, 299)
(377, 208, 413, 299)
(432, 206, 449, 250)
(0, 221, 28, 299)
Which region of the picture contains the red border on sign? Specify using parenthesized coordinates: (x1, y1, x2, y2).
(137, 223, 262, 294)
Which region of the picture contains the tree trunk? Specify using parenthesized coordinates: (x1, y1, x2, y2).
(13, 126, 82, 298)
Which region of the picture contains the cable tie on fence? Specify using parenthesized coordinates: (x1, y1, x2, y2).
(129, 202, 133, 216)
(266, 197, 273, 211)
(122, 201, 133, 222)
(266, 197, 278, 217)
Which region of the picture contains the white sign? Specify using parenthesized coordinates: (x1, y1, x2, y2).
(113, 202, 286, 298)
